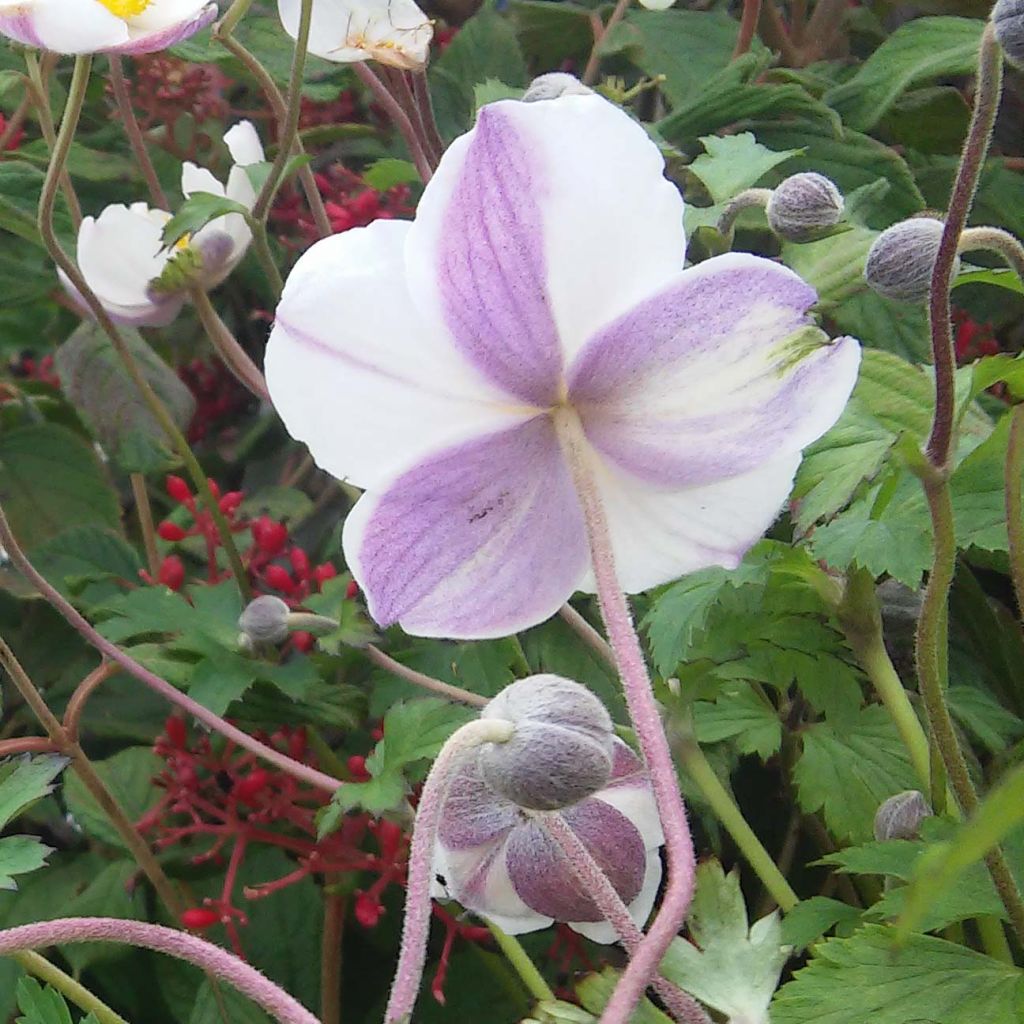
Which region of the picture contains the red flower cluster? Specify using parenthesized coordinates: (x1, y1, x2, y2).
(272, 165, 415, 248)
(178, 357, 255, 444)
(953, 308, 1001, 364)
(140, 716, 490, 1000)
(126, 53, 232, 135)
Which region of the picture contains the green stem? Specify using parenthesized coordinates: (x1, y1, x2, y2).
(484, 920, 555, 1005)
(320, 884, 345, 1024)
(130, 472, 160, 579)
(252, 0, 313, 222)
(1006, 404, 1024, 618)
(190, 286, 270, 399)
(673, 724, 799, 912)
(36, 56, 251, 600)
(836, 570, 932, 792)
(248, 217, 286, 299)
(12, 951, 129, 1024)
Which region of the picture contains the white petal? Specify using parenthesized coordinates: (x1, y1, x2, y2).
(128, 0, 208, 28)
(224, 120, 264, 167)
(581, 451, 804, 594)
(265, 219, 531, 491)
(181, 162, 225, 199)
(11, 0, 127, 52)
(406, 95, 686, 369)
(76, 204, 171, 310)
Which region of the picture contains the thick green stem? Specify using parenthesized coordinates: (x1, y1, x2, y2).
(484, 920, 556, 1005)
(36, 56, 250, 599)
(12, 951, 129, 1024)
(673, 725, 799, 913)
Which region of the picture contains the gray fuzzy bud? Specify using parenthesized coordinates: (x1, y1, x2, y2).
(477, 674, 614, 811)
(238, 595, 291, 645)
(865, 218, 959, 303)
(994, 0, 1024, 70)
(874, 790, 932, 841)
(522, 74, 593, 103)
(766, 173, 844, 242)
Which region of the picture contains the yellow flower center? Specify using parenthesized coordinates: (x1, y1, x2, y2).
(97, 0, 151, 18)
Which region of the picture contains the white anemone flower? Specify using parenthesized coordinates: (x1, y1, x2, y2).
(61, 122, 264, 328)
(278, 0, 434, 71)
(0, 0, 216, 55)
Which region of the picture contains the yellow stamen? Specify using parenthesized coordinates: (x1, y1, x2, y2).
(97, 0, 151, 18)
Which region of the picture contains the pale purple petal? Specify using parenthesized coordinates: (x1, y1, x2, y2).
(0, 11, 44, 46)
(409, 104, 563, 405)
(343, 416, 588, 640)
(506, 801, 648, 923)
(438, 755, 519, 852)
(569, 253, 860, 487)
(107, 2, 216, 54)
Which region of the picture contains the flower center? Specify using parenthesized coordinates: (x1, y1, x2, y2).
(97, 0, 151, 18)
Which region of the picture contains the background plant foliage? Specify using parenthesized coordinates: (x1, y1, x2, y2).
(0, 0, 1023, 1022)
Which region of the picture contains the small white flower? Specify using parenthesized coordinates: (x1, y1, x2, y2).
(61, 122, 265, 328)
(278, 0, 434, 71)
(0, 0, 216, 55)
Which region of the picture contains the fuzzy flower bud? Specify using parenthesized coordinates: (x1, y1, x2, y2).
(477, 675, 614, 811)
(766, 173, 844, 242)
(873, 789, 932, 841)
(864, 218, 959, 303)
(238, 595, 291, 645)
(522, 73, 594, 103)
(994, 0, 1024, 70)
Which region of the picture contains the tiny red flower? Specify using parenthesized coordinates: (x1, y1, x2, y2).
(158, 555, 186, 591)
(180, 907, 220, 930)
(166, 475, 192, 503)
(157, 521, 188, 542)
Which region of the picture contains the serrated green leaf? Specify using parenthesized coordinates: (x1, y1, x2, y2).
(362, 157, 420, 191)
(771, 925, 1024, 1024)
(0, 756, 68, 829)
(319, 699, 474, 826)
(0, 836, 52, 892)
(824, 17, 984, 131)
(660, 860, 789, 1022)
(161, 192, 249, 250)
(688, 132, 801, 204)
(780, 896, 862, 949)
(954, 267, 1024, 296)
(794, 705, 918, 843)
(16, 978, 74, 1024)
(693, 686, 783, 759)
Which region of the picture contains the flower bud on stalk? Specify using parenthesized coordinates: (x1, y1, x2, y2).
(874, 790, 932, 841)
(766, 173, 844, 242)
(238, 595, 291, 646)
(865, 217, 960, 303)
(993, 0, 1024, 70)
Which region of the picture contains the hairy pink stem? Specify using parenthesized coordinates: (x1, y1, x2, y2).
(556, 410, 696, 1024)
(539, 814, 709, 1024)
(0, 918, 319, 1024)
(384, 718, 513, 1023)
(0, 505, 342, 795)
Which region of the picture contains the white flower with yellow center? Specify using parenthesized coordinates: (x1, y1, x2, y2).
(278, 0, 434, 71)
(60, 122, 264, 328)
(0, 0, 216, 54)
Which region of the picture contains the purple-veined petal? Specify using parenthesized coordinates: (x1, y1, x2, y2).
(342, 415, 588, 639)
(580, 449, 804, 594)
(594, 740, 664, 851)
(569, 848, 663, 944)
(568, 253, 861, 487)
(108, 1, 216, 54)
(265, 221, 531, 492)
(438, 753, 520, 852)
(406, 95, 686, 388)
(506, 801, 648, 924)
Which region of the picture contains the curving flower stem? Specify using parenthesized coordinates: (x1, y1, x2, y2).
(35, 55, 251, 600)
(190, 287, 271, 400)
(959, 226, 1024, 283)
(353, 63, 434, 184)
(107, 55, 168, 210)
(555, 410, 697, 1024)
(252, 0, 313, 223)
(582, 0, 632, 85)
(12, 950, 128, 1024)
(130, 472, 161, 579)
(926, 22, 1002, 469)
(0, 919, 319, 1024)
(0, 504, 342, 796)
(0, 638, 185, 918)
(716, 187, 772, 240)
(1006, 404, 1024, 618)
(385, 718, 515, 1023)
(538, 813, 710, 1024)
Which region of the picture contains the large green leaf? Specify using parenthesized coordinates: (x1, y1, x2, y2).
(0, 422, 122, 553)
(16, 978, 99, 1024)
(771, 925, 1024, 1024)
